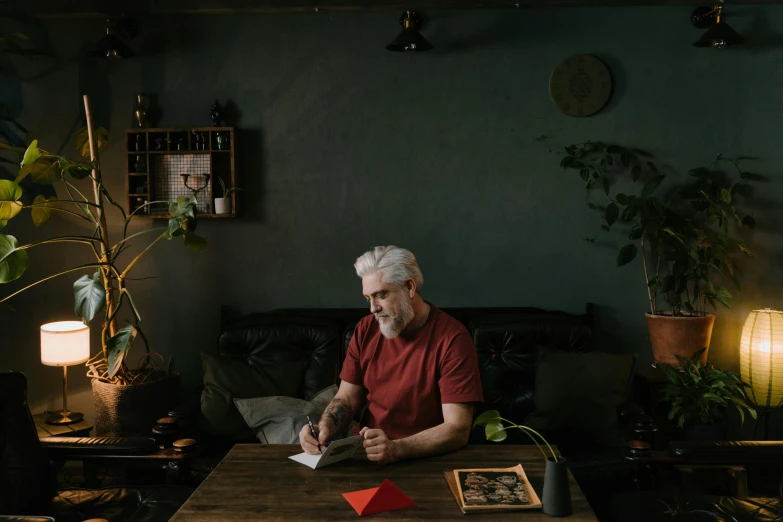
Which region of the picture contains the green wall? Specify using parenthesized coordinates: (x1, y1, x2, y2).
(1, 6, 781, 425)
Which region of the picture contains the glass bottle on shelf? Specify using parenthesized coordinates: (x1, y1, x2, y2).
(134, 155, 146, 173)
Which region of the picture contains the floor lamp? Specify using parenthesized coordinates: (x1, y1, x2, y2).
(41, 321, 90, 425)
(739, 309, 783, 440)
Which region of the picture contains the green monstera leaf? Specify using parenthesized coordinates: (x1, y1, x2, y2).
(20, 139, 40, 166)
(18, 155, 61, 184)
(107, 325, 137, 379)
(60, 157, 94, 180)
(485, 421, 508, 442)
(31, 195, 56, 227)
(73, 272, 106, 325)
(76, 126, 108, 158)
(169, 195, 197, 219)
(165, 216, 187, 238)
(473, 409, 502, 428)
(0, 180, 22, 224)
(0, 234, 29, 283)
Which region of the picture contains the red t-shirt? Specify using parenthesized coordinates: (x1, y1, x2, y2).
(339, 305, 484, 440)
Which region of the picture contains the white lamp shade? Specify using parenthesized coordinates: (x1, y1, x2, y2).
(740, 309, 783, 408)
(40, 321, 90, 367)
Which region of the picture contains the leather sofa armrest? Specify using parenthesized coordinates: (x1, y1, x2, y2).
(668, 440, 783, 464)
(41, 436, 156, 459)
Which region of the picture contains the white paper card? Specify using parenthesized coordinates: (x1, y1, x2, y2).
(288, 435, 364, 469)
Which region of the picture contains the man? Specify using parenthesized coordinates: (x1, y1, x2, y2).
(299, 245, 483, 464)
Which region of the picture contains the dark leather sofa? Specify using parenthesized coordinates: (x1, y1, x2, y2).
(172, 304, 638, 518)
(0, 371, 192, 521)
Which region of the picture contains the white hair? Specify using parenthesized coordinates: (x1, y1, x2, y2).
(354, 245, 424, 292)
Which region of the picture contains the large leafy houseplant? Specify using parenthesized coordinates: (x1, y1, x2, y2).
(540, 137, 761, 317)
(0, 95, 207, 385)
(658, 348, 756, 430)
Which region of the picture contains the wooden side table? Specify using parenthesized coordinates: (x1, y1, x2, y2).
(633, 367, 679, 448)
(33, 412, 92, 439)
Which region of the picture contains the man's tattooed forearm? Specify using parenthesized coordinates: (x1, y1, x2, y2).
(322, 398, 354, 432)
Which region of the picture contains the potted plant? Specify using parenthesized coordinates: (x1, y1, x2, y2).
(474, 410, 571, 517)
(214, 177, 241, 215)
(542, 137, 762, 366)
(658, 348, 756, 440)
(0, 95, 208, 436)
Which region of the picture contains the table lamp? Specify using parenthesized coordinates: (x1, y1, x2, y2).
(41, 321, 90, 425)
(740, 309, 783, 440)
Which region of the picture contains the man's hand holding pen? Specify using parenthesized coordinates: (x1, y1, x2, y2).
(299, 418, 335, 455)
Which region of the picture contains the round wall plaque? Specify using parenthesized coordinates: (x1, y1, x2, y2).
(549, 54, 612, 117)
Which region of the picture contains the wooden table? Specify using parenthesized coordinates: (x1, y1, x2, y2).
(170, 444, 598, 521)
(33, 412, 92, 439)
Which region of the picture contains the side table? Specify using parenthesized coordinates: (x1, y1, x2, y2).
(33, 412, 92, 439)
(633, 367, 681, 448)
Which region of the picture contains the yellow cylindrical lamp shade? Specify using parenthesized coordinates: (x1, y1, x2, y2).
(40, 321, 90, 367)
(740, 309, 783, 408)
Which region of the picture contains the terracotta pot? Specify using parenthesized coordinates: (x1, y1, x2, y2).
(646, 312, 715, 368)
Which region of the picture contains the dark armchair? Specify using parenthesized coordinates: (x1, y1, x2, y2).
(0, 371, 192, 521)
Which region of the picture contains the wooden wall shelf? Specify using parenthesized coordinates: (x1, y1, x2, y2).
(125, 127, 237, 220)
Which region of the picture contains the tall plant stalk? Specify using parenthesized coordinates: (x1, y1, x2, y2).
(83, 95, 117, 363)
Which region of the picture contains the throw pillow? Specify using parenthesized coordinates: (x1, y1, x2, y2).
(523, 348, 636, 449)
(200, 352, 307, 438)
(234, 384, 338, 444)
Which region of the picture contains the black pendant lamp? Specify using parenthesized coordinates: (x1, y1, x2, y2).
(386, 10, 432, 52)
(691, 4, 745, 48)
(88, 18, 136, 58)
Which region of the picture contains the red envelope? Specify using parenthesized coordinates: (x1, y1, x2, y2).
(342, 479, 415, 516)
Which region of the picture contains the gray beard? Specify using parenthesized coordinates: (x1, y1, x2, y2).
(378, 293, 415, 339)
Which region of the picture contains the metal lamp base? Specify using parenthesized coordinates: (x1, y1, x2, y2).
(45, 410, 84, 425)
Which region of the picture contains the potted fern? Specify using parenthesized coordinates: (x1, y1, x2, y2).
(658, 349, 757, 440)
(0, 95, 208, 436)
(543, 137, 762, 367)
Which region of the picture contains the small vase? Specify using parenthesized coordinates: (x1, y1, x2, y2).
(134, 93, 147, 128)
(543, 457, 572, 517)
(214, 197, 231, 214)
(211, 99, 224, 126)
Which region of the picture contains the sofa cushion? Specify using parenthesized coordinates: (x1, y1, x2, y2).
(200, 352, 307, 437)
(234, 385, 338, 444)
(217, 317, 340, 401)
(472, 314, 593, 426)
(524, 348, 636, 449)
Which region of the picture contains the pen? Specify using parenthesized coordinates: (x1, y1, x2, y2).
(306, 415, 322, 453)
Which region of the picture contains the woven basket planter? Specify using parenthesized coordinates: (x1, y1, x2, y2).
(92, 372, 179, 437)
